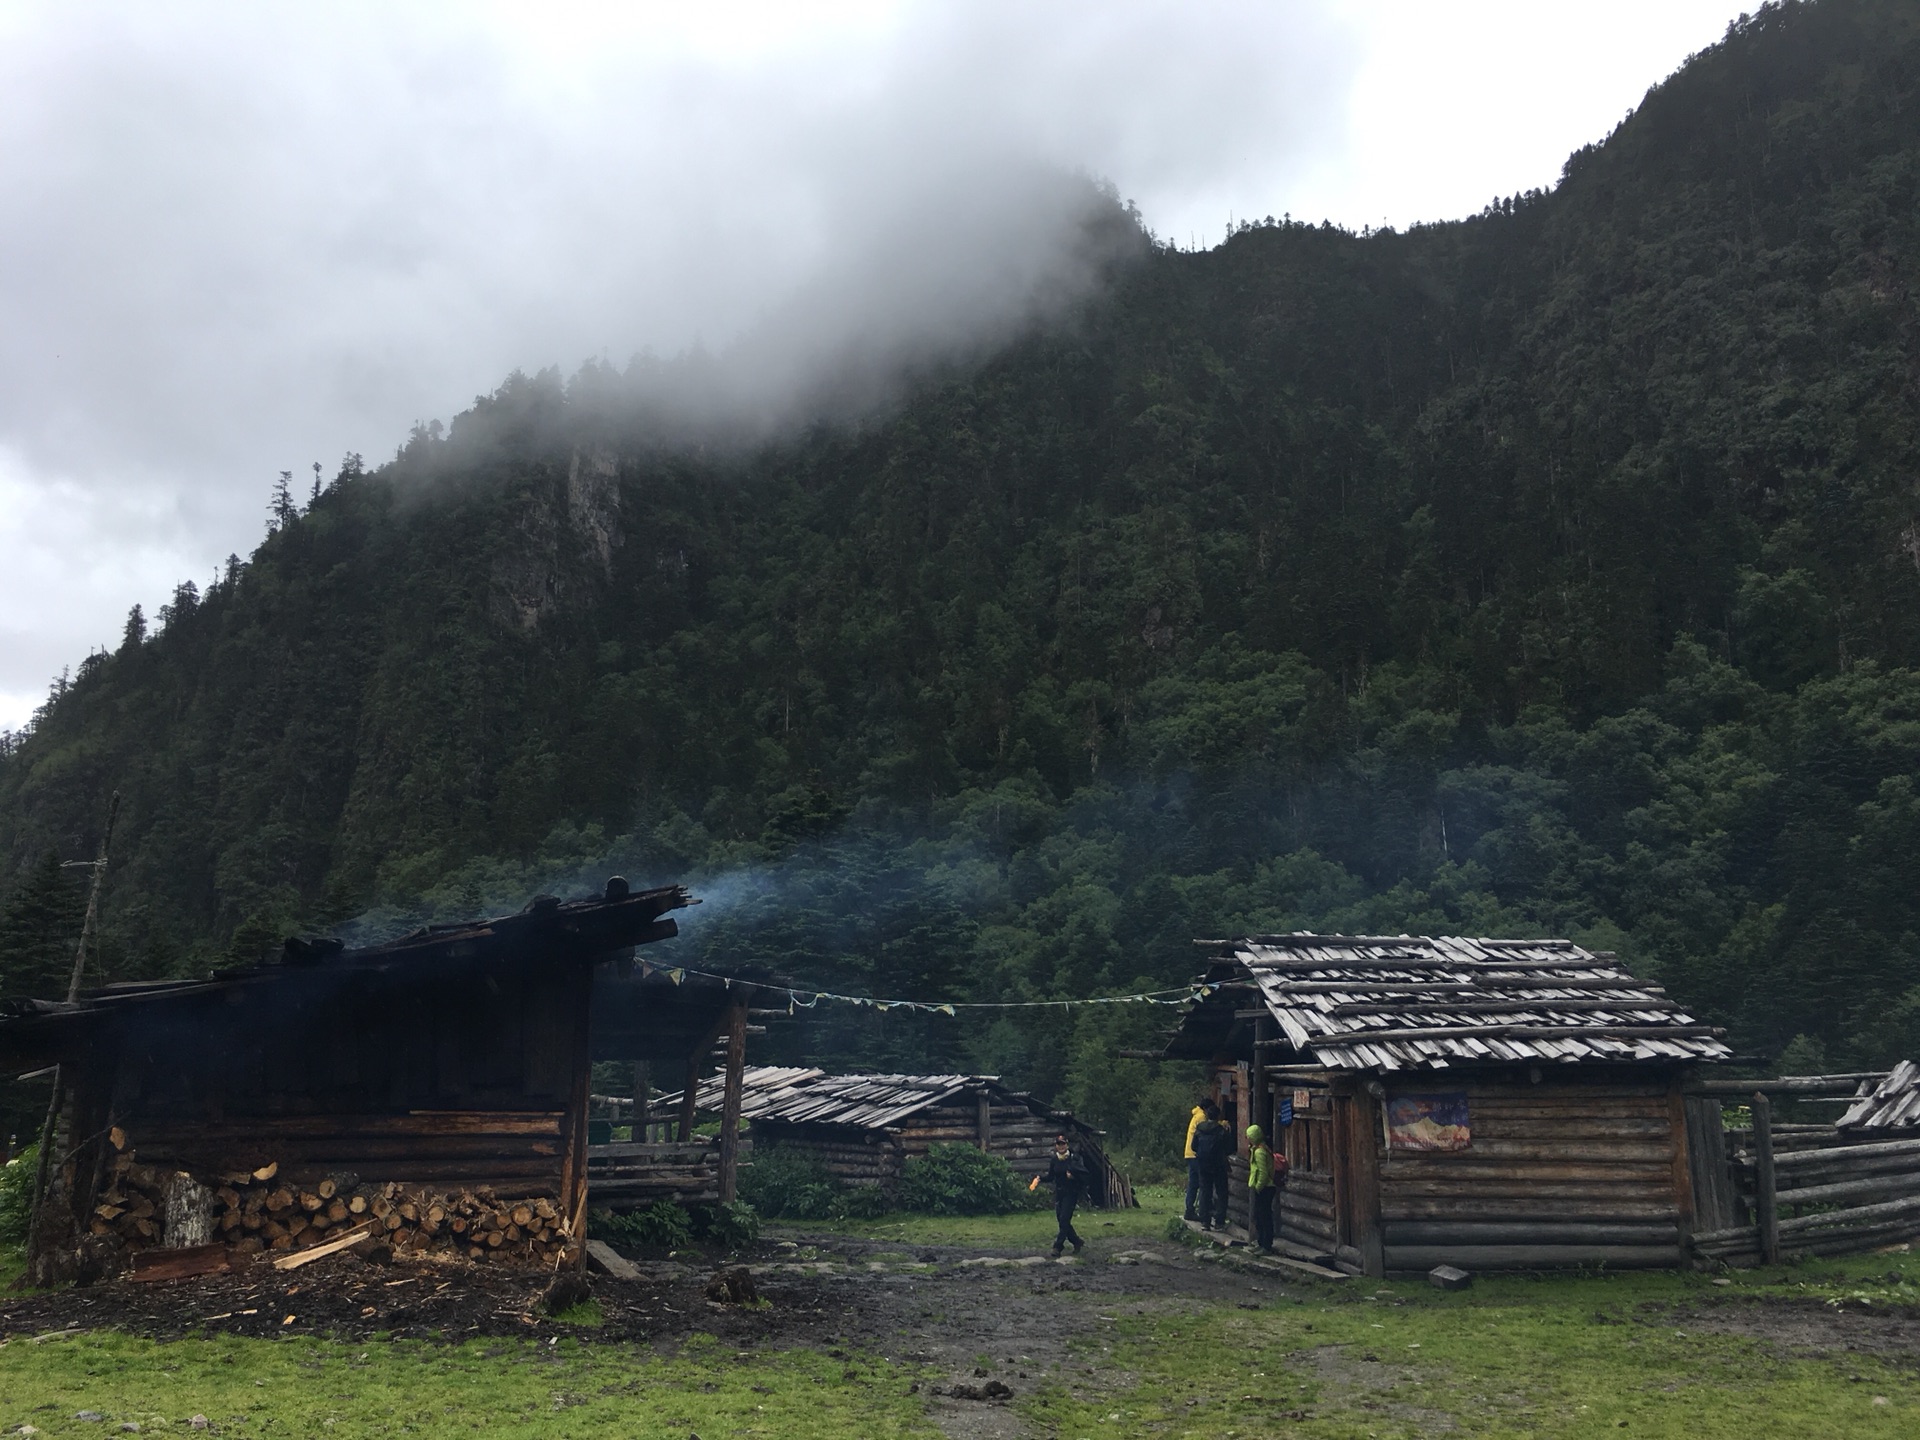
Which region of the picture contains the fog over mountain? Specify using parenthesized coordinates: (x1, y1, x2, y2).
(0, 0, 1747, 727)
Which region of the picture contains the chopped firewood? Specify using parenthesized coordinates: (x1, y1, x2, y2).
(371, 1197, 393, 1219)
(398, 1202, 419, 1222)
(448, 1215, 469, 1234)
(241, 1212, 265, 1232)
(383, 1213, 403, 1232)
(347, 1194, 368, 1215)
(219, 1170, 253, 1187)
(426, 1202, 445, 1226)
(94, 1202, 125, 1221)
(326, 1200, 349, 1224)
(265, 1188, 294, 1213)
(215, 1186, 242, 1209)
(109, 1125, 127, 1151)
(252, 1161, 279, 1182)
(484, 1230, 504, 1248)
(127, 1196, 156, 1220)
(510, 1204, 532, 1228)
(298, 1192, 324, 1213)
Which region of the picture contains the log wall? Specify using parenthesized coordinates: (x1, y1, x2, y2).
(1374, 1076, 1688, 1271)
(586, 1141, 722, 1206)
(748, 1101, 1126, 1204)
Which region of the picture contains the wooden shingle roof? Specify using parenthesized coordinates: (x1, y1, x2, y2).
(661, 1067, 1104, 1136)
(1838, 1061, 1920, 1129)
(1181, 933, 1731, 1071)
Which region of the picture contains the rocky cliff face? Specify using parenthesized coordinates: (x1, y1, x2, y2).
(491, 446, 624, 632)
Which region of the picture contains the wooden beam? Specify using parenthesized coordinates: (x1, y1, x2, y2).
(717, 1001, 747, 1204)
(976, 1089, 992, 1152)
(1259, 1023, 1723, 1045)
(1689, 1074, 1887, 1096)
(1753, 1091, 1779, 1265)
(1328, 999, 1689, 1017)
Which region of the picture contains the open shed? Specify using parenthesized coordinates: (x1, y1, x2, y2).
(660, 1066, 1133, 1207)
(1161, 933, 1731, 1276)
(0, 878, 751, 1283)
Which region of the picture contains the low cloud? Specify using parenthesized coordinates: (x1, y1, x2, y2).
(0, 2, 1354, 726)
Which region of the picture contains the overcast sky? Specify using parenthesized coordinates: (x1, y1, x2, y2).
(0, 0, 1752, 731)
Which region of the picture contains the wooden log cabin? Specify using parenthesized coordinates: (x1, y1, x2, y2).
(1160, 934, 1732, 1276)
(0, 878, 773, 1284)
(660, 1066, 1134, 1207)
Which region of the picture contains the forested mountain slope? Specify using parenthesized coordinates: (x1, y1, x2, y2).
(5, 0, 1920, 1151)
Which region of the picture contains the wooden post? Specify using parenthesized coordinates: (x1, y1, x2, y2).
(718, 1002, 747, 1204)
(1250, 1015, 1270, 1238)
(1753, 1090, 1779, 1265)
(633, 1060, 650, 1142)
(677, 1050, 701, 1143)
(976, 1089, 992, 1151)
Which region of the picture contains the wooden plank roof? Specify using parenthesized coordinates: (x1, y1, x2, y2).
(1177, 933, 1732, 1071)
(1838, 1060, 1920, 1129)
(659, 1066, 1102, 1136)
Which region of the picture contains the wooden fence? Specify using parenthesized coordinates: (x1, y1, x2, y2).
(1688, 1079, 1920, 1265)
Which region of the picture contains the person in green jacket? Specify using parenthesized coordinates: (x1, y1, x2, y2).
(1183, 1102, 1207, 1221)
(1246, 1124, 1283, 1254)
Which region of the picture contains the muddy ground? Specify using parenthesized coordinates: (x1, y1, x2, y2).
(4, 1231, 1918, 1439)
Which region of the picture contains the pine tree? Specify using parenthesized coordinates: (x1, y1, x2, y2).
(0, 852, 85, 1002)
(269, 471, 296, 531)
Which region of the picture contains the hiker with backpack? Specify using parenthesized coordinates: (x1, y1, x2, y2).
(1190, 1100, 1232, 1229)
(1246, 1123, 1288, 1253)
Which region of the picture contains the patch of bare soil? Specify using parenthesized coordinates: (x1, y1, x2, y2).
(0, 1249, 844, 1349)
(1649, 1295, 1920, 1369)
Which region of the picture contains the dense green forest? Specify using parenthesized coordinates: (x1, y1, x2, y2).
(4, 0, 1920, 1157)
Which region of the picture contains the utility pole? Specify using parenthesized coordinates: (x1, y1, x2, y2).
(26, 790, 120, 1269)
(62, 790, 120, 999)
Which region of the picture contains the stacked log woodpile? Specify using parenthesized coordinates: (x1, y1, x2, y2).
(212, 1167, 571, 1265)
(91, 1150, 572, 1268)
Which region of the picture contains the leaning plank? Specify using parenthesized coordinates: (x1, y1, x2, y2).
(584, 1239, 640, 1280)
(271, 1221, 376, 1271)
(130, 1243, 231, 1283)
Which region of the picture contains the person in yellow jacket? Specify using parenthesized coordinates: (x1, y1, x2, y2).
(1183, 1102, 1207, 1221)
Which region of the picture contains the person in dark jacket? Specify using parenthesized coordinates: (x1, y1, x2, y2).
(1044, 1134, 1086, 1256)
(1190, 1101, 1231, 1229)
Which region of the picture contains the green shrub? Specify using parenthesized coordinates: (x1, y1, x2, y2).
(898, 1143, 1026, 1216)
(739, 1148, 843, 1220)
(596, 1200, 693, 1250)
(690, 1200, 761, 1250)
(0, 1146, 38, 1247)
(828, 1185, 894, 1220)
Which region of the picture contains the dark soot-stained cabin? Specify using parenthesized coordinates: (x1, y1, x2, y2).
(1163, 934, 1731, 1276)
(662, 1066, 1134, 1207)
(0, 879, 753, 1283)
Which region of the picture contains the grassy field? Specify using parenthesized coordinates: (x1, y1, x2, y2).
(1028, 1252, 1920, 1440)
(3, 1219, 1919, 1437)
(0, 1329, 935, 1438)
(764, 1181, 1185, 1248)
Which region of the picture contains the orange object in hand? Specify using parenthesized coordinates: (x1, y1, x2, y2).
(1028, 1175, 1041, 1191)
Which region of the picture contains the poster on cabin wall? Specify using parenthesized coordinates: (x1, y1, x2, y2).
(1385, 1092, 1471, 1151)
